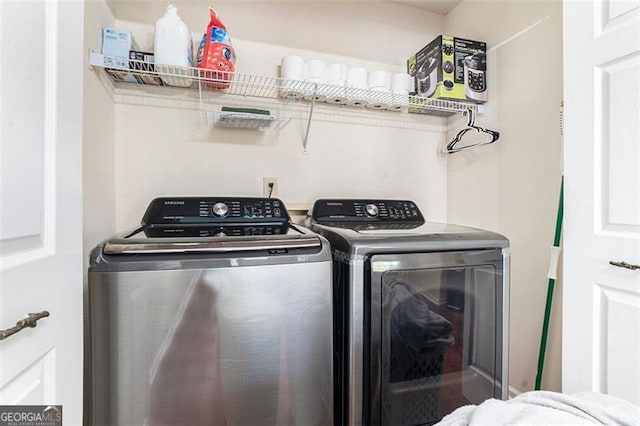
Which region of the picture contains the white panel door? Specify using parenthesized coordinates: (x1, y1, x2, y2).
(563, 0, 640, 404)
(0, 0, 84, 423)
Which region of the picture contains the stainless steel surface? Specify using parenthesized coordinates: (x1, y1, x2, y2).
(609, 260, 640, 270)
(312, 221, 509, 257)
(104, 235, 321, 255)
(89, 207, 333, 426)
(348, 254, 365, 426)
(501, 248, 511, 400)
(89, 262, 333, 426)
(365, 204, 379, 217)
(212, 202, 229, 217)
(311, 218, 509, 426)
(0, 311, 50, 341)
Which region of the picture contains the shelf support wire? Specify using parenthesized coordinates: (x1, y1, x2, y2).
(197, 74, 206, 125)
(303, 83, 316, 153)
(281, 92, 293, 130)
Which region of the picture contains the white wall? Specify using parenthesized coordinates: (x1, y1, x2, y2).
(83, 2, 116, 420)
(98, 3, 451, 229)
(445, 0, 564, 393)
(111, 1, 443, 65)
(83, 0, 116, 259)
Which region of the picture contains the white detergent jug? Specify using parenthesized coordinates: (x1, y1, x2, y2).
(154, 4, 193, 87)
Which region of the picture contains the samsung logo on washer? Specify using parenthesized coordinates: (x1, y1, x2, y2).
(164, 201, 185, 205)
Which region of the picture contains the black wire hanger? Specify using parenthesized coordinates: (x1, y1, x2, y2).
(445, 108, 500, 154)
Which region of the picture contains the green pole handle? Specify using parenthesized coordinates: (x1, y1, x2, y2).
(535, 177, 564, 391)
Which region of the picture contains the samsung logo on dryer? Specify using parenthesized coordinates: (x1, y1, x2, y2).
(164, 201, 185, 205)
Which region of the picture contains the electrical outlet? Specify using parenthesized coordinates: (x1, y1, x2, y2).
(262, 177, 279, 198)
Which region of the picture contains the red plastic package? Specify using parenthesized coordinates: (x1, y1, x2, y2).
(196, 7, 236, 89)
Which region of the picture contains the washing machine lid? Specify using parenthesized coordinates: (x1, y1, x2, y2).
(103, 224, 321, 255)
(322, 221, 475, 235)
(102, 197, 322, 255)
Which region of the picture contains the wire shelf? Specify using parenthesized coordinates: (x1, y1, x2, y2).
(89, 52, 478, 116)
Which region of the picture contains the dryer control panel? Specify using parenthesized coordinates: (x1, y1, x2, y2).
(142, 197, 290, 225)
(311, 199, 425, 224)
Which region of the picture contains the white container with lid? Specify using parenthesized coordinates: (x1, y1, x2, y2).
(154, 4, 193, 87)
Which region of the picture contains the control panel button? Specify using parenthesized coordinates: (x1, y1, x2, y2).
(213, 228, 228, 237)
(212, 202, 229, 218)
(365, 203, 379, 217)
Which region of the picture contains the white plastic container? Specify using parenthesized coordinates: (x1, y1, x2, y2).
(154, 4, 193, 87)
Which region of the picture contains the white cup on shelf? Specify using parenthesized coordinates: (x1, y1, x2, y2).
(366, 70, 391, 109)
(303, 59, 328, 102)
(367, 70, 391, 92)
(325, 63, 348, 104)
(280, 55, 305, 99)
(387, 72, 412, 111)
(346, 67, 368, 107)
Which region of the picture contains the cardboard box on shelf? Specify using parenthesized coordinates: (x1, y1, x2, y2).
(407, 35, 487, 113)
(128, 50, 155, 69)
(102, 28, 132, 69)
(105, 50, 163, 86)
(129, 51, 163, 85)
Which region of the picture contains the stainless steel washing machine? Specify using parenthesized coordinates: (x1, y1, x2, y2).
(310, 199, 510, 426)
(87, 197, 333, 426)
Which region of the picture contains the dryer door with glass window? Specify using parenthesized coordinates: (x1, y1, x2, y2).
(368, 249, 506, 426)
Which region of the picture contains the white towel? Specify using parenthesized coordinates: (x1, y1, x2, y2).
(436, 391, 640, 425)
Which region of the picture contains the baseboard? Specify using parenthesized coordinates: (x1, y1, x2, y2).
(508, 385, 522, 399)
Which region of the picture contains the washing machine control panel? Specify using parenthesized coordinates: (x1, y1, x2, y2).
(312, 199, 425, 224)
(143, 223, 291, 237)
(142, 197, 290, 225)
